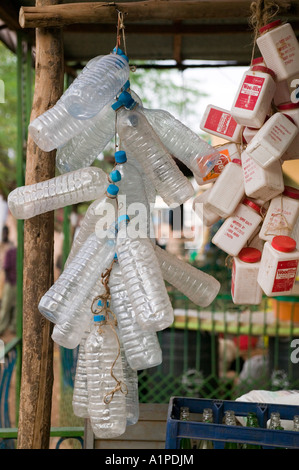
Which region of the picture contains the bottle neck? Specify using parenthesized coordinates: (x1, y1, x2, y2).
(180, 407, 190, 421)
(224, 410, 236, 426)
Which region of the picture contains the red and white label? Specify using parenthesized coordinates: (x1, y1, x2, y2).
(235, 75, 265, 111)
(272, 259, 298, 293)
(242, 154, 258, 184)
(202, 149, 232, 181)
(223, 215, 253, 241)
(204, 108, 238, 138)
(276, 35, 296, 67)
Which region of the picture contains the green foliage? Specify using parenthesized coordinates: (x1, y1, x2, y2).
(0, 41, 17, 196)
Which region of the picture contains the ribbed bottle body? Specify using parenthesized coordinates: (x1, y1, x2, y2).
(56, 102, 116, 173)
(64, 53, 130, 120)
(155, 245, 220, 307)
(120, 347, 139, 426)
(110, 264, 162, 370)
(72, 329, 90, 418)
(65, 196, 117, 267)
(116, 106, 194, 206)
(85, 323, 127, 439)
(116, 223, 174, 332)
(143, 107, 220, 179)
(8, 167, 108, 220)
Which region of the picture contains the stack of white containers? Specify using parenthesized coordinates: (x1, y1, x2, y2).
(7, 48, 222, 440)
(194, 19, 299, 305)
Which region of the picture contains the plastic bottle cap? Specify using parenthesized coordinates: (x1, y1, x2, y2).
(243, 198, 261, 214)
(122, 80, 130, 91)
(239, 247, 262, 263)
(119, 91, 136, 109)
(107, 184, 119, 196)
(109, 169, 121, 182)
(283, 185, 299, 199)
(112, 47, 129, 62)
(278, 102, 299, 111)
(259, 19, 282, 34)
(252, 56, 264, 65)
(282, 113, 297, 125)
(114, 150, 127, 163)
(114, 252, 118, 260)
(271, 235, 297, 253)
(94, 314, 106, 323)
(97, 299, 109, 307)
(118, 214, 130, 224)
(251, 65, 276, 79)
(232, 158, 242, 166)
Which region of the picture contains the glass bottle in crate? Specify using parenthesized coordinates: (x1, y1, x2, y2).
(242, 412, 262, 449)
(224, 410, 239, 449)
(269, 412, 284, 430)
(197, 408, 214, 449)
(293, 415, 299, 431)
(179, 407, 192, 450)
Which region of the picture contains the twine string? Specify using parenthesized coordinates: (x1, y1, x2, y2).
(264, 194, 292, 236)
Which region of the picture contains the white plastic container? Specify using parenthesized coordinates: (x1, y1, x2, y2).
(245, 112, 298, 168)
(200, 104, 243, 143)
(231, 65, 276, 128)
(241, 150, 284, 202)
(195, 143, 240, 186)
(278, 102, 299, 160)
(192, 188, 221, 227)
(205, 159, 245, 218)
(257, 20, 299, 82)
(259, 186, 299, 241)
(231, 247, 263, 305)
(257, 235, 299, 296)
(242, 115, 270, 144)
(212, 198, 262, 256)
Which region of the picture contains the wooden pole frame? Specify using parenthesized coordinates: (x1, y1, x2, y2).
(19, 0, 294, 29)
(17, 0, 64, 449)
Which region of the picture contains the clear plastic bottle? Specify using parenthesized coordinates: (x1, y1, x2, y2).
(114, 150, 154, 242)
(85, 314, 127, 439)
(28, 55, 104, 152)
(8, 167, 109, 220)
(39, 225, 116, 325)
(120, 346, 139, 426)
(64, 49, 130, 120)
(72, 328, 90, 418)
(116, 215, 174, 332)
(155, 245, 220, 307)
(142, 107, 220, 180)
(113, 91, 194, 207)
(109, 262, 162, 370)
(65, 183, 119, 267)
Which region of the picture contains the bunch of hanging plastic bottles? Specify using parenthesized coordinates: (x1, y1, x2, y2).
(7, 48, 222, 439)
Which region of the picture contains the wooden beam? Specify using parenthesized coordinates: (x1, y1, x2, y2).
(17, 0, 64, 450)
(19, 0, 295, 29)
(0, 0, 21, 30)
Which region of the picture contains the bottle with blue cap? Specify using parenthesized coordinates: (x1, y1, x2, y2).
(85, 307, 127, 439)
(112, 91, 194, 207)
(8, 166, 110, 220)
(55, 85, 143, 173)
(114, 150, 155, 243)
(110, 262, 162, 370)
(65, 182, 119, 267)
(116, 215, 174, 332)
(63, 48, 130, 121)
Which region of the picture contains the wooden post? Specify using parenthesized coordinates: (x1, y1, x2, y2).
(17, 0, 64, 449)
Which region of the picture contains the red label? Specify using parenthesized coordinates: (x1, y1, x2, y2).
(272, 259, 298, 293)
(235, 75, 265, 111)
(202, 149, 232, 181)
(231, 260, 236, 297)
(204, 108, 238, 138)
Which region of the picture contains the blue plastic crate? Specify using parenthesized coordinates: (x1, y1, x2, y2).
(165, 396, 299, 449)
